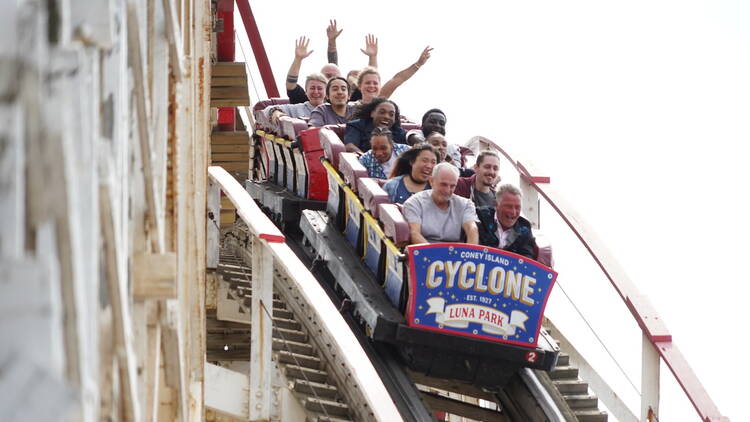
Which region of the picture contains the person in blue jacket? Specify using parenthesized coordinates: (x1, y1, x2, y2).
(343, 97, 406, 153)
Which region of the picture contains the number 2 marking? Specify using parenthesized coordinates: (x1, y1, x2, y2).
(525, 352, 538, 363)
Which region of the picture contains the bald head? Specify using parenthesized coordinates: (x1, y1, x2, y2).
(320, 63, 341, 80)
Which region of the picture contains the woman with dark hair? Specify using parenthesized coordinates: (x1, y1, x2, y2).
(382, 143, 438, 204)
(344, 97, 406, 153)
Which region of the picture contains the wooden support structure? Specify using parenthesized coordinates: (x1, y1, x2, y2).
(0, 1, 209, 420)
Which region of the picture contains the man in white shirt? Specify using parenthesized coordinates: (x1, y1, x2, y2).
(403, 162, 479, 245)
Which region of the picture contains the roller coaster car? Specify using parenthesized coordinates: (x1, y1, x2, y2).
(247, 106, 560, 390)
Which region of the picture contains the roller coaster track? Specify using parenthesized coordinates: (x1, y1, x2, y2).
(206, 166, 610, 421)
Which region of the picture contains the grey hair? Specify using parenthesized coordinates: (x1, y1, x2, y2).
(496, 184, 522, 200)
(432, 161, 460, 179)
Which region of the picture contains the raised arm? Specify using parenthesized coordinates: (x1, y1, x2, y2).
(326, 20, 342, 65)
(380, 46, 432, 99)
(360, 34, 378, 68)
(286, 36, 313, 92)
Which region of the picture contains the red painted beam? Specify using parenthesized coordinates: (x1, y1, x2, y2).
(236, 0, 280, 98)
(216, 0, 235, 61)
(216, 0, 236, 129)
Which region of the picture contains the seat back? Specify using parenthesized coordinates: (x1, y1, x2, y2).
(357, 178, 389, 219)
(319, 126, 346, 169)
(378, 203, 410, 246)
(338, 153, 368, 193)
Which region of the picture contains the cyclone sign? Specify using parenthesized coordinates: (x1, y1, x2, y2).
(406, 243, 557, 348)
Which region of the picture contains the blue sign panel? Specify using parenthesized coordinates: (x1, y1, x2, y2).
(406, 243, 557, 348)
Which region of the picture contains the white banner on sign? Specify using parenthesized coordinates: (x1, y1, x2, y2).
(425, 297, 528, 336)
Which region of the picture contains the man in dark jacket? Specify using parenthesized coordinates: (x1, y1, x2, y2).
(477, 184, 537, 260)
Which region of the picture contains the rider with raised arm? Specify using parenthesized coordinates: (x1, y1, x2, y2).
(286, 35, 341, 105)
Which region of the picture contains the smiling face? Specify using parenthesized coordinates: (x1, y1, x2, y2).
(496, 192, 522, 230)
(359, 73, 381, 103)
(431, 167, 458, 206)
(410, 150, 437, 183)
(474, 155, 500, 188)
(305, 80, 326, 106)
(426, 133, 448, 161)
(422, 112, 447, 136)
(326, 79, 349, 106)
(370, 135, 393, 164)
(371, 102, 395, 128)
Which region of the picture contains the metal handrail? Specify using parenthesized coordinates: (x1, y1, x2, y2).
(206, 165, 402, 421)
(469, 137, 728, 421)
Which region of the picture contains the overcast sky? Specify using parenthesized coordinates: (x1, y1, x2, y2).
(239, 1, 750, 419)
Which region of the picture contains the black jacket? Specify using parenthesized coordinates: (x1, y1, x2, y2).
(476, 206, 537, 260)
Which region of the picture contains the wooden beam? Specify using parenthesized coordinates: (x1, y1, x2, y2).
(207, 180, 220, 269)
(132, 252, 177, 299)
(160, 300, 188, 421)
(100, 183, 143, 422)
(419, 391, 509, 422)
(204, 363, 249, 420)
(127, 2, 164, 254)
(211, 62, 247, 76)
(161, 0, 185, 79)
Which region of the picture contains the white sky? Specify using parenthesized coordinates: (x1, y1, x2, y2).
(239, 1, 750, 419)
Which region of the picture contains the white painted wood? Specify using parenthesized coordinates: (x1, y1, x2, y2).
(544, 318, 638, 422)
(520, 177, 541, 230)
(161, 0, 185, 79)
(0, 354, 75, 421)
(207, 179, 220, 269)
(127, 2, 164, 254)
(641, 334, 661, 421)
(205, 363, 249, 419)
(249, 239, 273, 421)
(132, 253, 178, 298)
(69, 0, 115, 47)
(100, 183, 143, 422)
(151, 0, 170, 248)
(0, 104, 24, 258)
(161, 299, 188, 422)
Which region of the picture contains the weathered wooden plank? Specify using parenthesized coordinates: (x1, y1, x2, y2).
(211, 131, 250, 144)
(161, 0, 185, 79)
(204, 363, 248, 419)
(69, 0, 115, 47)
(0, 104, 24, 258)
(210, 99, 251, 107)
(211, 62, 247, 76)
(211, 76, 248, 87)
(211, 86, 250, 99)
(127, 2, 164, 254)
(132, 253, 177, 299)
(0, 354, 75, 421)
(211, 144, 250, 153)
(420, 391, 509, 422)
(212, 162, 248, 172)
(100, 183, 142, 422)
(207, 180, 220, 269)
(212, 152, 248, 162)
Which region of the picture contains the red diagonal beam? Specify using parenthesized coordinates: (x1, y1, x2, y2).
(236, 0, 279, 98)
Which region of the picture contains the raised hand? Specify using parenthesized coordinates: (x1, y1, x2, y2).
(360, 34, 378, 58)
(326, 19, 343, 41)
(417, 46, 433, 67)
(294, 36, 313, 59)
